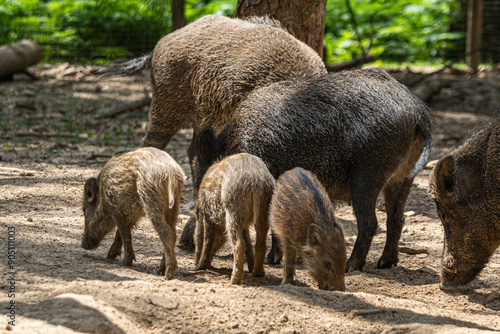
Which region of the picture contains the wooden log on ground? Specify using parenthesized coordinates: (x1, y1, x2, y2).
(411, 78, 453, 102)
(97, 95, 151, 119)
(0, 40, 43, 79)
(326, 54, 375, 72)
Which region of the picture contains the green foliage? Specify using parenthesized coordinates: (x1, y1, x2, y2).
(1, 0, 170, 62)
(324, 0, 464, 64)
(0, 0, 463, 64)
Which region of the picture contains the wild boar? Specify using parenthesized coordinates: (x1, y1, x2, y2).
(429, 116, 500, 290)
(195, 153, 275, 284)
(81, 147, 185, 279)
(100, 14, 326, 170)
(270, 167, 346, 291)
(194, 68, 432, 272)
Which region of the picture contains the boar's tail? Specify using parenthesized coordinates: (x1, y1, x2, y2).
(409, 124, 432, 179)
(98, 53, 152, 78)
(168, 181, 176, 209)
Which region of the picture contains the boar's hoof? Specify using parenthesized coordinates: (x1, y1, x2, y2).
(166, 266, 177, 280)
(230, 275, 244, 285)
(252, 268, 265, 277)
(122, 255, 136, 267)
(345, 258, 364, 273)
(265, 248, 283, 265)
(157, 266, 166, 276)
(439, 281, 467, 292)
(106, 249, 121, 259)
(377, 257, 398, 269)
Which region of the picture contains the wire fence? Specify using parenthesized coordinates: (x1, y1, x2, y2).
(6, 1, 500, 65)
(447, 0, 500, 63)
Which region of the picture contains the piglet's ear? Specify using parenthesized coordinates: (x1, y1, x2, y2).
(436, 156, 455, 195)
(307, 224, 322, 246)
(84, 177, 98, 203)
(196, 127, 217, 167)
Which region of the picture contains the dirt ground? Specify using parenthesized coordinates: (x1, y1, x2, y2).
(0, 64, 499, 334)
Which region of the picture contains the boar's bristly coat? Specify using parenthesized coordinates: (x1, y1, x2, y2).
(195, 153, 275, 284)
(81, 147, 185, 279)
(270, 167, 346, 291)
(429, 115, 500, 290)
(100, 15, 326, 170)
(194, 68, 432, 272)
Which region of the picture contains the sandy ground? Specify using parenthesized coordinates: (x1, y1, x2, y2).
(0, 65, 499, 333)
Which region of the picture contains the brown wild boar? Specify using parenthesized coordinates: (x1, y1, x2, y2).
(100, 15, 326, 169)
(270, 168, 346, 291)
(429, 115, 500, 290)
(193, 68, 432, 272)
(195, 153, 275, 284)
(81, 147, 185, 279)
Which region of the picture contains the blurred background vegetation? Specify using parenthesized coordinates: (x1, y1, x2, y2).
(0, 0, 491, 66)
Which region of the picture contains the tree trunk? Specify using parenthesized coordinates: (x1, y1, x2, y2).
(466, 0, 483, 73)
(0, 40, 42, 79)
(235, 0, 327, 59)
(171, 0, 187, 32)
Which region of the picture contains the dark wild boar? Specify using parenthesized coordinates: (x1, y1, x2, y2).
(270, 167, 346, 291)
(81, 147, 185, 279)
(194, 68, 432, 272)
(195, 153, 274, 284)
(100, 14, 326, 167)
(429, 116, 500, 290)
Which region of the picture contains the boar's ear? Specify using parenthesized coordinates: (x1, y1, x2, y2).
(307, 224, 323, 246)
(436, 156, 456, 195)
(455, 161, 483, 198)
(84, 177, 98, 203)
(196, 127, 217, 167)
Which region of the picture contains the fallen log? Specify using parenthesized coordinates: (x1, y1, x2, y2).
(326, 54, 375, 72)
(0, 40, 43, 79)
(410, 78, 453, 102)
(97, 94, 151, 119)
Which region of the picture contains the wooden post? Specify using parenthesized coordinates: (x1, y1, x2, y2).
(466, 0, 483, 74)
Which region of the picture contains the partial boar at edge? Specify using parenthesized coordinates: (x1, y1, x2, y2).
(429, 115, 500, 290)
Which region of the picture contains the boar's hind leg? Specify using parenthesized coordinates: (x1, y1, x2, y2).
(378, 177, 414, 269)
(282, 245, 297, 285)
(252, 206, 269, 278)
(346, 174, 382, 272)
(228, 219, 247, 284)
(266, 233, 283, 264)
(140, 100, 185, 150)
(243, 227, 255, 273)
(196, 215, 217, 271)
(151, 206, 178, 279)
(107, 230, 123, 259)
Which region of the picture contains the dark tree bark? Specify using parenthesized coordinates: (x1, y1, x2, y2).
(172, 0, 187, 32)
(235, 0, 327, 59)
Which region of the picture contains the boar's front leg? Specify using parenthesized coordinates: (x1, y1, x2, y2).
(378, 177, 414, 269)
(116, 223, 136, 266)
(107, 230, 123, 259)
(346, 173, 382, 272)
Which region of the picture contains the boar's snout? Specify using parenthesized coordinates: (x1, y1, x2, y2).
(318, 280, 346, 292)
(317, 276, 346, 292)
(81, 233, 99, 250)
